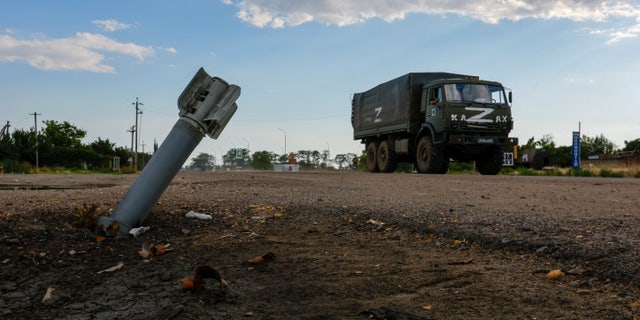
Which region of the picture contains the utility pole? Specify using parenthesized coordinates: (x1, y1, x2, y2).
(29, 112, 41, 170)
(133, 97, 143, 171)
(127, 125, 136, 168)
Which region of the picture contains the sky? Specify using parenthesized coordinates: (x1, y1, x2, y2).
(1, 0, 640, 165)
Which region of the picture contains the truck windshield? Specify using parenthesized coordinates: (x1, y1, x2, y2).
(444, 83, 507, 105)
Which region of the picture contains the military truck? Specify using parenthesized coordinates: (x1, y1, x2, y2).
(351, 72, 517, 175)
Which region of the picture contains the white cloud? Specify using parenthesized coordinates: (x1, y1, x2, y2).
(92, 19, 132, 32)
(165, 47, 177, 54)
(0, 32, 154, 73)
(606, 18, 640, 44)
(225, 0, 640, 43)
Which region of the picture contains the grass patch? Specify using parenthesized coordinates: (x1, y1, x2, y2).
(598, 168, 626, 178)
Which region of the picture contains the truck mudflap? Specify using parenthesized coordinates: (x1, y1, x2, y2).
(448, 134, 517, 146)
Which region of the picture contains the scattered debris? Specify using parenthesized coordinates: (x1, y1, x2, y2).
(139, 243, 174, 258)
(367, 218, 385, 226)
(97, 261, 124, 274)
(185, 211, 212, 220)
(41, 287, 55, 304)
(74, 204, 103, 229)
(129, 226, 150, 237)
(247, 252, 276, 264)
(215, 234, 237, 240)
(546, 269, 565, 280)
(181, 265, 227, 293)
(41, 287, 68, 305)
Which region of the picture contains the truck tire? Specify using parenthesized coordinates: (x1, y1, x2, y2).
(476, 146, 503, 175)
(416, 136, 447, 174)
(377, 140, 398, 173)
(532, 151, 551, 170)
(365, 141, 379, 172)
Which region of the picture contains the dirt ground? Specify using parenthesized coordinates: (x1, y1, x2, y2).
(1, 171, 640, 319)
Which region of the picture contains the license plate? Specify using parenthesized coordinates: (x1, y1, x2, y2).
(478, 138, 494, 143)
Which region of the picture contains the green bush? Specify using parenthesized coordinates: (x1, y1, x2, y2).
(542, 167, 564, 176)
(516, 167, 539, 176)
(598, 168, 624, 178)
(568, 168, 596, 177)
(449, 161, 475, 173)
(0, 160, 32, 173)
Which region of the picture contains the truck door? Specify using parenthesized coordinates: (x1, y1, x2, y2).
(426, 86, 442, 119)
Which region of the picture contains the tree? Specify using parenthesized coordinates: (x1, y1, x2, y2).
(39, 120, 89, 168)
(87, 137, 116, 169)
(189, 152, 216, 170)
(114, 146, 132, 165)
(251, 151, 274, 170)
(623, 138, 640, 154)
(310, 150, 320, 167)
(223, 148, 249, 168)
(581, 134, 617, 158)
(334, 154, 349, 169)
(10, 129, 35, 164)
(551, 146, 572, 168)
(296, 150, 311, 166)
(41, 120, 86, 149)
(537, 134, 556, 151)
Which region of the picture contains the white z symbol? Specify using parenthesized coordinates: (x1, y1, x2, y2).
(465, 107, 493, 123)
(374, 107, 383, 123)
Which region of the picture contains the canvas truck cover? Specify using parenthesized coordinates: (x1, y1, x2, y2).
(351, 72, 473, 139)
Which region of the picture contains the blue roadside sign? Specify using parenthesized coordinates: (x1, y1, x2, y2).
(572, 131, 580, 168)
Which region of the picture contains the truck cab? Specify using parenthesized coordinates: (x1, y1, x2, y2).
(416, 79, 516, 174)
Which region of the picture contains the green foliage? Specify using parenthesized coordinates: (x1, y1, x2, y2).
(623, 138, 640, 153)
(188, 152, 216, 170)
(222, 148, 249, 168)
(549, 146, 572, 168)
(449, 161, 474, 173)
(581, 133, 617, 158)
(250, 151, 273, 170)
(0, 160, 31, 173)
(516, 167, 539, 176)
(542, 167, 565, 176)
(537, 134, 556, 151)
(568, 168, 596, 177)
(598, 168, 625, 178)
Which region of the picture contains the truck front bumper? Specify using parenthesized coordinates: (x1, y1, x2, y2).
(447, 135, 518, 146)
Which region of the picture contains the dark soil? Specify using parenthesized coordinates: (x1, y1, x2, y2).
(1, 171, 640, 319)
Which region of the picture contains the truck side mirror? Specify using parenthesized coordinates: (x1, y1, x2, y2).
(508, 92, 512, 103)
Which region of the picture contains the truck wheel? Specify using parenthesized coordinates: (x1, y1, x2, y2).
(416, 136, 447, 174)
(365, 141, 379, 172)
(476, 147, 504, 175)
(377, 140, 398, 173)
(532, 151, 551, 170)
